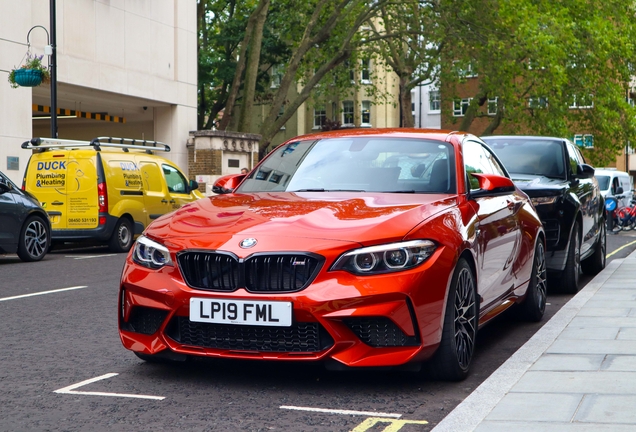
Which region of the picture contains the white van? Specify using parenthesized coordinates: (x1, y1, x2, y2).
(594, 168, 633, 208)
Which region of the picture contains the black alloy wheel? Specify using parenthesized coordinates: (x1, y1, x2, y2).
(521, 240, 547, 322)
(427, 258, 477, 381)
(17, 216, 49, 262)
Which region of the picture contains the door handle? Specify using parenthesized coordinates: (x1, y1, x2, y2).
(169, 200, 176, 204)
(161, 199, 168, 203)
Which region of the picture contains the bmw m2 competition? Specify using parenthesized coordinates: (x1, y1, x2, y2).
(119, 129, 546, 381)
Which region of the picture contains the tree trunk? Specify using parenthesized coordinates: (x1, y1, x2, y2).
(400, 75, 414, 127)
(481, 104, 503, 136)
(217, 1, 267, 131)
(237, 0, 270, 132)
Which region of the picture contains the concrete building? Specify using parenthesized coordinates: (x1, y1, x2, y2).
(411, 83, 441, 129)
(0, 0, 197, 185)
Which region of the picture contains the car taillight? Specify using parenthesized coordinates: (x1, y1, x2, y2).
(98, 181, 108, 213)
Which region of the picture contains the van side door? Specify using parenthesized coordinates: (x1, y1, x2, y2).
(162, 164, 197, 210)
(139, 161, 169, 222)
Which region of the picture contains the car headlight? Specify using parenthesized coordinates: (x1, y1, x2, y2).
(132, 235, 173, 269)
(531, 196, 559, 206)
(331, 240, 436, 275)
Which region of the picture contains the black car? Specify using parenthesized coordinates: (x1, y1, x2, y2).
(482, 136, 605, 293)
(0, 170, 50, 261)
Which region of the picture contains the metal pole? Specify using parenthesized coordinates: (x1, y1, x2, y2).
(50, 0, 57, 138)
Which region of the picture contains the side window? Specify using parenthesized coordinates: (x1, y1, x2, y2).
(162, 164, 187, 193)
(463, 141, 497, 191)
(565, 143, 580, 175)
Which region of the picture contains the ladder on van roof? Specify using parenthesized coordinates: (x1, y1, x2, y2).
(21, 137, 171, 153)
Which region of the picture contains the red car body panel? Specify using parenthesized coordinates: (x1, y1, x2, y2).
(119, 128, 544, 369)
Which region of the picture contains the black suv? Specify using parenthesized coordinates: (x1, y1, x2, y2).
(0, 170, 50, 261)
(482, 136, 605, 293)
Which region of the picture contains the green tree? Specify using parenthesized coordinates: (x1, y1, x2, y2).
(439, 0, 636, 165)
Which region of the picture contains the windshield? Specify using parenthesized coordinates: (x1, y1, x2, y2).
(486, 138, 566, 179)
(237, 137, 455, 194)
(596, 175, 610, 191)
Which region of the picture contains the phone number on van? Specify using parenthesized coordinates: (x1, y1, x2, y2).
(68, 218, 97, 224)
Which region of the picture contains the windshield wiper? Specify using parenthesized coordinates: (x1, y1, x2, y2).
(292, 188, 325, 192)
(385, 190, 416, 193)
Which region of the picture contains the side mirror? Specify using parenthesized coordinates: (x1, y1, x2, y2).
(576, 163, 595, 179)
(470, 173, 516, 198)
(616, 186, 624, 195)
(188, 179, 199, 193)
(212, 174, 246, 194)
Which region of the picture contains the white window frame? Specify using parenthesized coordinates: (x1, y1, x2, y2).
(569, 95, 594, 109)
(487, 97, 498, 116)
(453, 98, 471, 117)
(429, 90, 441, 112)
(271, 64, 283, 88)
(342, 100, 354, 126)
(361, 100, 371, 127)
(360, 58, 371, 84)
(528, 96, 548, 109)
(313, 107, 326, 130)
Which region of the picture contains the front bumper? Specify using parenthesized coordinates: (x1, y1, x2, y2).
(118, 248, 451, 368)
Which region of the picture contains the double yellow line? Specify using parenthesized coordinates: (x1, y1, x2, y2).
(607, 238, 636, 258)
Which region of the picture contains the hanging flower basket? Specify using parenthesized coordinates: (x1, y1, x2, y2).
(13, 69, 43, 87)
(8, 53, 50, 89)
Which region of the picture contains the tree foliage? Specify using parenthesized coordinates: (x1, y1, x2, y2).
(439, 0, 636, 165)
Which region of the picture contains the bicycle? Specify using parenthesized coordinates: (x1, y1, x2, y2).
(616, 197, 636, 231)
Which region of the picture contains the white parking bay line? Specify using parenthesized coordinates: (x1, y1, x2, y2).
(0, 286, 88, 302)
(54, 373, 165, 400)
(65, 254, 117, 259)
(280, 405, 402, 418)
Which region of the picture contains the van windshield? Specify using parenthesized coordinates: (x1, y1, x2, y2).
(596, 175, 610, 191)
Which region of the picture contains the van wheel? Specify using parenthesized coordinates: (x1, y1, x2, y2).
(17, 216, 49, 262)
(109, 218, 134, 253)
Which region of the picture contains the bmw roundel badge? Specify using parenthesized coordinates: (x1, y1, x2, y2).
(240, 238, 258, 248)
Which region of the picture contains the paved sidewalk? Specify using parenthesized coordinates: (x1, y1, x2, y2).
(432, 250, 636, 432)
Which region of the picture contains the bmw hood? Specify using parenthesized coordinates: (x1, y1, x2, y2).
(145, 192, 456, 247)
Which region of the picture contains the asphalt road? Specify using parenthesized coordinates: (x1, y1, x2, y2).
(1, 232, 635, 432)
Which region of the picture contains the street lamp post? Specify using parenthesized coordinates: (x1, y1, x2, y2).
(50, 0, 57, 138)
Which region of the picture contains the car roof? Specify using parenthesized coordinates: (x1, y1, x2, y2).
(481, 135, 567, 142)
(285, 128, 473, 144)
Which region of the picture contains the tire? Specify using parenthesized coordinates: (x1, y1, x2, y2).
(17, 216, 49, 262)
(427, 258, 478, 381)
(582, 219, 606, 276)
(561, 221, 581, 294)
(109, 218, 134, 253)
(520, 240, 547, 322)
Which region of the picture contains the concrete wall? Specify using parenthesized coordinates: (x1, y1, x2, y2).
(0, 0, 197, 184)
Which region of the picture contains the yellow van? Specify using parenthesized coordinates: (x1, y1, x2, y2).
(21, 137, 204, 252)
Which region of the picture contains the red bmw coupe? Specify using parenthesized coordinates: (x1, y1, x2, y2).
(119, 129, 546, 381)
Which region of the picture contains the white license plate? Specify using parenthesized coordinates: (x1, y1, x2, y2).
(189, 298, 292, 327)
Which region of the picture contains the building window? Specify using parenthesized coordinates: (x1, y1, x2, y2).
(454, 61, 477, 78)
(528, 97, 548, 109)
(342, 101, 354, 125)
(361, 101, 371, 126)
(271, 64, 283, 88)
(453, 98, 471, 117)
(487, 97, 498, 116)
(429, 91, 441, 112)
(361, 58, 371, 84)
(574, 134, 594, 148)
(569, 95, 594, 109)
(313, 107, 326, 129)
(277, 105, 286, 130)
